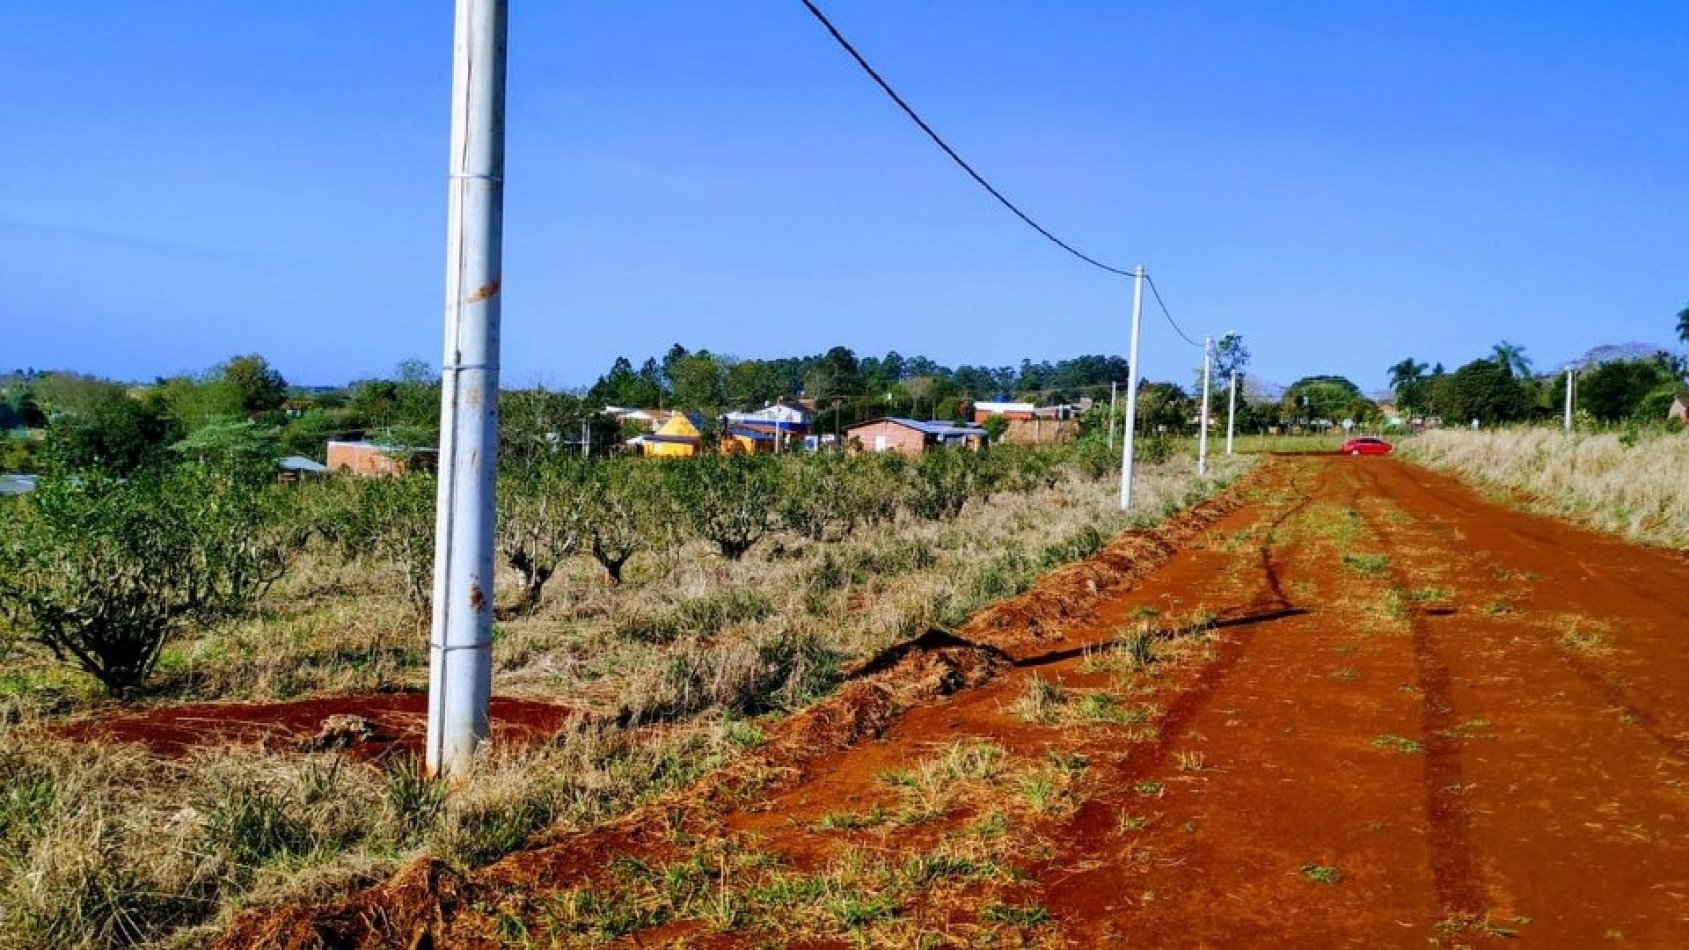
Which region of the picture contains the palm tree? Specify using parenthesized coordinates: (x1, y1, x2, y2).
(1387, 358, 1429, 389)
(1490, 341, 1532, 379)
(1677, 303, 1689, 347)
(1387, 358, 1431, 416)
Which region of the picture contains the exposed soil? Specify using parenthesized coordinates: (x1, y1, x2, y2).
(221, 456, 1689, 947)
(54, 693, 574, 761)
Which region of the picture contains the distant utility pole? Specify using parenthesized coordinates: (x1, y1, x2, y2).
(1107, 380, 1117, 450)
(1225, 371, 1238, 455)
(1119, 266, 1145, 510)
(427, 0, 508, 780)
(1196, 336, 1212, 477)
(1563, 368, 1575, 433)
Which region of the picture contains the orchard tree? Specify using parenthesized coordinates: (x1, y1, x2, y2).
(581, 457, 682, 584)
(672, 453, 781, 560)
(495, 456, 590, 614)
(0, 467, 300, 696)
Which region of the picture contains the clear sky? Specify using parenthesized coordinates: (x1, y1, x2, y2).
(2, 1, 1686, 394)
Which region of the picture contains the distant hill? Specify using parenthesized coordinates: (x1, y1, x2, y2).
(1548, 342, 1672, 374)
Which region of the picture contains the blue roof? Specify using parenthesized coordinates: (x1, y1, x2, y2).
(884, 417, 986, 438)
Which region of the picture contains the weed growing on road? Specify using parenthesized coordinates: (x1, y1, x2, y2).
(1341, 552, 1391, 576)
(1300, 864, 1342, 884)
(1371, 734, 1425, 755)
(1561, 623, 1610, 654)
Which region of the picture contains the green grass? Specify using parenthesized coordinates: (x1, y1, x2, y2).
(1371, 734, 1425, 755)
(1340, 552, 1390, 576)
(1300, 864, 1342, 884)
(981, 902, 1051, 926)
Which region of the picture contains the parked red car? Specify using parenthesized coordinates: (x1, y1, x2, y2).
(1340, 437, 1392, 456)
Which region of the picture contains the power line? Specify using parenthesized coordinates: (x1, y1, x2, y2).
(799, 0, 1135, 278)
(1144, 274, 1202, 348)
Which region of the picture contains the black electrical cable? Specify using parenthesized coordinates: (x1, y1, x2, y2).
(1145, 273, 1202, 348)
(799, 0, 1135, 278)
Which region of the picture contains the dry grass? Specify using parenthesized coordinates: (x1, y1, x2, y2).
(1402, 428, 1689, 548)
(0, 451, 1253, 945)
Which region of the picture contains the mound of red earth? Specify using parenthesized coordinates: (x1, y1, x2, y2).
(215, 471, 1259, 949)
(55, 693, 574, 761)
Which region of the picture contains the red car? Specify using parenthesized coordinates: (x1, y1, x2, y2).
(1340, 437, 1392, 456)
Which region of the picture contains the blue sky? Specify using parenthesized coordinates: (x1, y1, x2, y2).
(2, 1, 1685, 394)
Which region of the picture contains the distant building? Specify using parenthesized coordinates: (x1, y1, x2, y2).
(971, 401, 1079, 444)
(846, 417, 986, 456)
(326, 441, 436, 476)
(639, 411, 708, 458)
(1670, 390, 1689, 425)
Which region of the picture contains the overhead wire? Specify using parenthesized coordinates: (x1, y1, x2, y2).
(1144, 274, 1203, 348)
(798, 0, 1136, 278)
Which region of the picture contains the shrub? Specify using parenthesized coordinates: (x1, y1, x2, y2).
(0, 468, 300, 697)
(672, 454, 782, 560)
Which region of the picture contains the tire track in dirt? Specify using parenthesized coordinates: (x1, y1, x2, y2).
(1349, 460, 1689, 944)
(1346, 466, 1489, 919)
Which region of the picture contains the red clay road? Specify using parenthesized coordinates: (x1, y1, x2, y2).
(229, 456, 1689, 947)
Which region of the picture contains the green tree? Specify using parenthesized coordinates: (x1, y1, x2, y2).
(220, 353, 288, 413)
(1435, 359, 1529, 424)
(172, 419, 282, 479)
(1387, 358, 1431, 416)
(45, 391, 173, 475)
(1580, 359, 1675, 422)
(1281, 376, 1370, 427)
(666, 351, 727, 410)
(1677, 302, 1689, 347)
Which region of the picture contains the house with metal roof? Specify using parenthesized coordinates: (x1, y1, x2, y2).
(845, 417, 986, 456)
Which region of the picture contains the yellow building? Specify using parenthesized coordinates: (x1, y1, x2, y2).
(640, 411, 706, 457)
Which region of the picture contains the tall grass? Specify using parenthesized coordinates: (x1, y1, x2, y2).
(1402, 427, 1689, 548)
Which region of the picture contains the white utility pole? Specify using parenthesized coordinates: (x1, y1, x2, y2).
(1225, 371, 1238, 455)
(1107, 380, 1117, 450)
(1563, 368, 1575, 432)
(427, 0, 507, 780)
(1119, 266, 1145, 510)
(1196, 336, 1212, 476)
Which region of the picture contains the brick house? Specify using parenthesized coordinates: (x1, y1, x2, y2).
(971, 401, 1079, 445)
(845, 418, 986, 456)
(325, 440, 436, 476)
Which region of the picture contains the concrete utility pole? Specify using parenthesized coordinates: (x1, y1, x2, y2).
(1107, 380, 1117, 450)
(1197, 336, 1212, 477)
(1563, 368, 1575, 432)
(1225, 371, 1238, 455)
(1119, 265, 1145, 510)
(427, 0, 508, 780)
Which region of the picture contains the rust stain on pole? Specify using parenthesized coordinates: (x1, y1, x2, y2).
(469, 280, 501, 302)
(470, 583, 486, 612)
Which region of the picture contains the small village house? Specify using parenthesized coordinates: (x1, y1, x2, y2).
(846, 417, 986, 456)
(638, 411, 708, 457)
(326, 440, 436, 476)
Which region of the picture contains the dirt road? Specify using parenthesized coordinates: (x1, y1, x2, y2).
(232, 456, 1689, 947)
